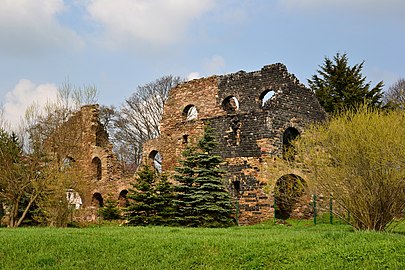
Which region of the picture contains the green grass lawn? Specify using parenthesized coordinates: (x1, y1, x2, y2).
(0, 221, 404, 269)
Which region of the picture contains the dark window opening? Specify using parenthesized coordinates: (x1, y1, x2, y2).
(282, 127, 300, 160)
(233, 180, 241, 193)
(91, 192, 104, 207)
(92, 157, 102, 181)
(182, 134, 188, 144)
(95, 127, 108, 147)
(118, 190, 128, 207)
(222, 96, 240, 113)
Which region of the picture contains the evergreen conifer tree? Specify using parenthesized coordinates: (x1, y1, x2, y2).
(100, 199, 121, 221)
(308, 53, 384, 114)
(173, 126, 236, 227)
(126, 165, 174, 225)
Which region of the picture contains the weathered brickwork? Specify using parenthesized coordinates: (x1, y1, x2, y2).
(45, 105, 131, 220)
(143, 64, 327, 225)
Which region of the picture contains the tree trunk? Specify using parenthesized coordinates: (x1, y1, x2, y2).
(16, 193, 38, 227)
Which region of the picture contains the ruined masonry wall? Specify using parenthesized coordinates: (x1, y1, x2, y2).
(143, 63, 327, 225)
(45, 105, 131, 214)
(144, 76, 224, 170)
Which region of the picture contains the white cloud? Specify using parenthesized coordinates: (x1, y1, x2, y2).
(203, 55, 226, 75)
(185, 55, 226, 80)
(187, 72, 201, 81)
(278, 0, 405, 16)
(3, 80, 58, 129)
(0, 0, 84, 55)
(85, 0, 216, 48)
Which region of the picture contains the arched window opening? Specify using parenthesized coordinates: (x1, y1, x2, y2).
(182, 105, 198, 121)
(66, 189, 82, 209)
(282, 127, 300, 160)
(92, 157, 102, 181)
(91, 192, 104, 207)
(149, 150, 162, 173)
(62, 156, 75, 171)
(118, 190, 128, 207)
(95, 127, 108, 147)
(222, 96, 240, 113)
(274, 174, 306, 220)
(260, 90, 275, 108)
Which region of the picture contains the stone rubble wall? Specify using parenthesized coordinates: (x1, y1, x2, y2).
(142, 63, 327, 225)
(44, 105, 132, 221)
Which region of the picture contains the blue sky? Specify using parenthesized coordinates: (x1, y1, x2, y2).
(1, 0, 404, 128)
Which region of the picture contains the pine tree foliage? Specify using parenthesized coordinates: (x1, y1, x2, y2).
(308, 53, 384, 114)
(100, 199, 121, 221)
(174, 126, 236, 227)
(126, 165, 174, 226)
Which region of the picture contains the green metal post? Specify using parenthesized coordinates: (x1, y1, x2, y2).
(274, 198, 277, 224)
(313, 194, 317, 225)
(329, 194, 333, 225)
(235, 200, 239, 226)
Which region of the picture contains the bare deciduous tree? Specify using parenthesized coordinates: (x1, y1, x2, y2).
(0, 82, 98, 227)
(112, 75, 183, 172)
(384, 78, 405, 110)
(0, 130, 48, 227)
(23, 83, 98, 226)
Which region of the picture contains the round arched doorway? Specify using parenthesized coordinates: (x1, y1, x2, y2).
(274, 174, 306, 219)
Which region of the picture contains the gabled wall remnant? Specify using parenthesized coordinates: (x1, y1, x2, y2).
(45, 105, 131, 220)
(143, 64, 327, 225)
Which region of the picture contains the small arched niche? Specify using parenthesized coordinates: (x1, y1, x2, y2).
(91, 192, 104, 207)
(182, 105, 198, 121)
(274, 174, 306, 220)
(260, 90, 276, 108)
(222, 96, 240, 113)
(92, 157, 102, 181)
(282, 127, 300, 160)
(149, 150, 162, 173)
(118, 190, 128, 207)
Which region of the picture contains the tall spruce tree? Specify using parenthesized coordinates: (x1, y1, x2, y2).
(308, 53, 384, 114)
(126, 165, 174, 225)
(173, 126, 236, 227)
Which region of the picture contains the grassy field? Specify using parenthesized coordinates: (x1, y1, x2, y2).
(0, 220, 404, 269)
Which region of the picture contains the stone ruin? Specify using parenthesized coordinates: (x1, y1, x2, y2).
(143, 63, 327, 225)
(44, 105, 131, 221)
(46, 63, 327, 225)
